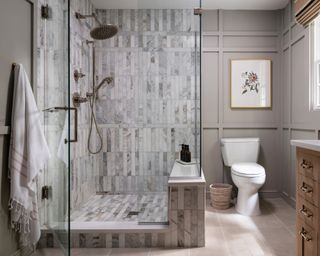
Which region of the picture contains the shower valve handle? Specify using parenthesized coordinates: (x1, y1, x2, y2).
(73, 92, 88, 107)
(74, 69, 86, 82)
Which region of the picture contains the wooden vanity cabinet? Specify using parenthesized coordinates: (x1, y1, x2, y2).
(296, 147, 320, 256)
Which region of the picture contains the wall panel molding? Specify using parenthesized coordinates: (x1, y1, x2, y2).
(202, 9, 282, 193)
(0, 126, 10, 135)
(223, 48, 279, 53)
(203, 31, 279, 36)
(203, 123, 279, 129)
(279, 0, 320, 204)
(203, 48, 279, 53)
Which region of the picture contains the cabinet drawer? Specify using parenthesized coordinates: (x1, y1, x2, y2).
(297, 150, 319, 182)
(297, 195, 318, 228)
(297, 173, 319, 207)
(297, 217, 318, 256)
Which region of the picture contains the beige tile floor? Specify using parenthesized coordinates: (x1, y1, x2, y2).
(33, 197, 296, 256)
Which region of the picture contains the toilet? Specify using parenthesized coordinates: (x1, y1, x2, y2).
(220, 138, 266, 216)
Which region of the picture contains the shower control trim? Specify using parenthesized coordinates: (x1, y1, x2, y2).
(74, 69, 86, 82)
(73, 92, 88, 107)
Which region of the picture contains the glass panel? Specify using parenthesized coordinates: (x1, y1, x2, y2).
(135, 0, 202, 223)
(39, 0, 70, 254)
(195, 0, 202, 175)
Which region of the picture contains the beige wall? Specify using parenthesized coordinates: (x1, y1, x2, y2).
(201, 10, 282, 195)
(0, 0, 35, 255)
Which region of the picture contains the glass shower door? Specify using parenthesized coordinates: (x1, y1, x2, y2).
(40, 0, 70, 254)
(136, 0, 202, 224)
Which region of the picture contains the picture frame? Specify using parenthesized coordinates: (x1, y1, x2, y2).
(230, 59, 272, 109)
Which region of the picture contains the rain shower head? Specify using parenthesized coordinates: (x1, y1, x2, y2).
(90, 25, 118, 40)
(75, 12, 118, 40)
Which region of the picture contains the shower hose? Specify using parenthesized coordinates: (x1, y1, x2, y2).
(88, 90, 103, 154)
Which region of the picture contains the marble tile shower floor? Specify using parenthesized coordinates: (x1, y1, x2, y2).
(70, 193, 168, 223)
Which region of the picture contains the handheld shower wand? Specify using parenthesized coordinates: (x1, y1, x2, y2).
(86, 76, 113, 98)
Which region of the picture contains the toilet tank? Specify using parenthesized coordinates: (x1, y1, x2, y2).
(220, 138, 260, 167)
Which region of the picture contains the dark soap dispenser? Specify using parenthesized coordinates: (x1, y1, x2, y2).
(180, 144, 186, 162)
(185, 145, 191, 163)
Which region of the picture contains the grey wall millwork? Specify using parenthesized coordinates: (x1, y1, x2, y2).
(0, 0, 35, 255)
(202, 4, 320, 204)
(202, 10, 282, 195)
(280, 1, 320, 206)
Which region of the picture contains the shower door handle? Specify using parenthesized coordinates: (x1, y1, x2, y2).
(43, 106, 78, 144)
(66, 107, 78, 144)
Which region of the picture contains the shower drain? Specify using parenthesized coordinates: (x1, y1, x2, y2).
(127, 211, 140, 216)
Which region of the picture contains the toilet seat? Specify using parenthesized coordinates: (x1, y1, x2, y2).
(231, 163, 265, 177)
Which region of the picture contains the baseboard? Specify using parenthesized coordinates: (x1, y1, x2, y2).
(206, 190, 282, 200)
(259, 190, 281, 198)
(280, 192, 296, 208)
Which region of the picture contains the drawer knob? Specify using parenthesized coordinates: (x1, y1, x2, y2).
(301, 183, 313, 194)
(300, 207, 313, 218)
(299, 229, 312, 241)
(301, 160, 313, 170)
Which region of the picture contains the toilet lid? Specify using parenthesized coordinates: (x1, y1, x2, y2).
(231, 163, 265, 177)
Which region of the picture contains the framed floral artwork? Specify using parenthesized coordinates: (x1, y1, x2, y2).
(230, 59, 272, 109)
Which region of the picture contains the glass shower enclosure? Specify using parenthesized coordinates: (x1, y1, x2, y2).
(39, 0, 201, 254)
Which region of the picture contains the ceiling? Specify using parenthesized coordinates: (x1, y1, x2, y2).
(91, 0, 289, 10)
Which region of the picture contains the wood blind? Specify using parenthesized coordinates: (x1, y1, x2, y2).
(295, 0, 320, 26)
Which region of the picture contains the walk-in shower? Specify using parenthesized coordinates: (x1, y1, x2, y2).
(70, 5, 202, 224)
(39, 0, 202, 253)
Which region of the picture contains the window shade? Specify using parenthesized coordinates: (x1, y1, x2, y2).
(296, 0, 320, 26)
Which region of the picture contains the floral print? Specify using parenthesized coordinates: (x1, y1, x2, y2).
(241, 71, 260, 94)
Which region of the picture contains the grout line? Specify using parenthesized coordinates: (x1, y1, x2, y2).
(270, 209, 296, 238)
(211, 203, 232, 256)
(212, 198, 295, 255)
(264, 198, 296, 238)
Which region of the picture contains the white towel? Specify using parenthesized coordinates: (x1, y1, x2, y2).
(9, 64, 50, 246)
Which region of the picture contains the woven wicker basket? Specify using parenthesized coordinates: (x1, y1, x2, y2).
(209, 183, 232, 210)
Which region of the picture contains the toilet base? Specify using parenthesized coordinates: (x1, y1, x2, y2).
(235, 190, 261, 216)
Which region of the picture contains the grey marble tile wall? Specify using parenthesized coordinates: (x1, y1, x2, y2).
(69, 0, 99, 210)
(94, 9, 199, 193)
